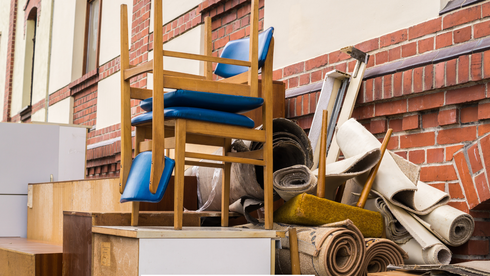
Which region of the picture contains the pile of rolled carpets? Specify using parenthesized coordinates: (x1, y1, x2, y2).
(359, 238, 408, 276)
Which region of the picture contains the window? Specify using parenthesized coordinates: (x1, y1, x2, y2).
(83, 0, 101, 74)
(21, 7, 38, 121)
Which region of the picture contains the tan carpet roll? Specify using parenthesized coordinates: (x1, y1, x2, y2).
(359, 238, 407, 276)
(275, 220, 365, 276)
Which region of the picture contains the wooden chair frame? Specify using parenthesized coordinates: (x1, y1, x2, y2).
(119, 0, 274, 230)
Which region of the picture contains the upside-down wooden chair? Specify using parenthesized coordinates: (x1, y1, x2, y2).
(119, 0, 274, 230)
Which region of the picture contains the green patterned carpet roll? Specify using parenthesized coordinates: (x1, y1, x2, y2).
(274, 193, 384, 238)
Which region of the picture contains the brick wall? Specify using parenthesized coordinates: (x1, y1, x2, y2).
(282, 0, 490, 261)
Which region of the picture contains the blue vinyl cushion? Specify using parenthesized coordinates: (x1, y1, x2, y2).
(120, 151, 175, 203)
(139, 90, 264, 113)
(131, 107, 256, 128)
(215, 27, 274, 78)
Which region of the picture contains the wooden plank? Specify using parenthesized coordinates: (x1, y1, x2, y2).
(92, 234, 139, 276)
(63, 214, 92, 276)
(186, 120, 266, 142)
(163, 50, 251, 67)
(186, 152, 265, 166)
(226, 149, 263, 159)
(326, 59, 367, 164)
(219, 71, 249, 84)
(92, 226, 281, 239)
(262, 37, 274, 230)
(317, 110, 328, 198)
(119, 4, 132, 194)
(242, 80, 286, 127)
(163, 75, 251, 97)
(0, 238, 62, 276)
(184, 160, 225, 169)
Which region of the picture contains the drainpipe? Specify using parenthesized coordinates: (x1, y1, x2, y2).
(44, 0, 55, 122)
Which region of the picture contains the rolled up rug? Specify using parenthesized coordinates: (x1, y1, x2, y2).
(275, 220, 365, 276)
(359, 238, 408, 276)
(273, 165, 317, 201)
(413, 204, 475, 247)
(400, 238, 452, 265)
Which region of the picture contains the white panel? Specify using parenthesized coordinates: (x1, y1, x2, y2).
(0, 195, 27, 238)
(0, 123, 59, 194)
(265, 0, 441, 70)
(48, 0, 77, 94)
(58, 127, 87, 181)
(150, 0, 202, 32)
(162, 25, 204, 75)
(99, 0, 133, 66)
(48, 97, 74, 124)
(96, 72, 121, 130)
(139, 238, 271, 275)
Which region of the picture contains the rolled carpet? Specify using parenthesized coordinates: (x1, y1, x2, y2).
(275, 220, 365, 276)
(273, 165, 317, 201)
(274, 193, 385, 238)
(413, 204, 475, 247)
(359, 238, 408, 276)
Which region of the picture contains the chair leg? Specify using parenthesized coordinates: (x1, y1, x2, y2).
(289, 228, 301, 274)
(174, 119, 187, 230)
(131, 202, 140, 226)
(221, 138, 232, 227)
(263, 138, 274, 230)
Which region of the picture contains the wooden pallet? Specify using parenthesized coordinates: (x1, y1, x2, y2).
(0, 238, 62, 276)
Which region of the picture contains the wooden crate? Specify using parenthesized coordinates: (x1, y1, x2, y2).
(0, 238, 62, 276)
(27, 176, 197, 245)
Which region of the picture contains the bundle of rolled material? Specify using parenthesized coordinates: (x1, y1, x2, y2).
(195, 118, 313, 211)
(273, 165, 317, 201)
(413, 205, 475, 247)
(400, 238, 452, 265)
(275, 220, 365, 276)
(359, 238, 408, 276)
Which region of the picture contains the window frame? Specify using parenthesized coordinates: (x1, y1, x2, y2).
(82, 0, 102, 75)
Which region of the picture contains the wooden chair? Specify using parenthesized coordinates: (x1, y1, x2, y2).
(119, 0, 275, 230)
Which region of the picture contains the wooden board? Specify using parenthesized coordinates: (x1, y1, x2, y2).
(92, 233, 139, 276)
(368, 271, 424, 276)
(27, 176, 198, 245)
(0, 238, 62, 276)
(242, 80, 286, 127)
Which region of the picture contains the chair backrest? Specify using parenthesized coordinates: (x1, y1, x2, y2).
(214, 27, 274, 79)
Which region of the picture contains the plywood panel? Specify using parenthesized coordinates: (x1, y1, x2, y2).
(92, 234, 138, 276)
(0, 238, 62, 276)
(28, 176, 198, 244)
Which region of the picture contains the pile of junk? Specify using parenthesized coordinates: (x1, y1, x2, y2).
(186, 48, 488, 276)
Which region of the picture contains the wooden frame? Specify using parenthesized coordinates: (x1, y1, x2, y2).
(119, 0, 274, 230)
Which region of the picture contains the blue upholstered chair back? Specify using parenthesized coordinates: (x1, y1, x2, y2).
(214, 27, 274, 78)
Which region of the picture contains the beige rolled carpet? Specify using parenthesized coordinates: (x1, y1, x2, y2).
(337, 119, 449, 215)
(413, 204, 475, 247)
(274, 220, 365, 276)
(273, 165, 318, 201)
(359, 238, 408, 276)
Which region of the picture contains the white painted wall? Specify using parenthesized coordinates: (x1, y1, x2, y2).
(96, 72, 121, 130)
(99, 0, 133, 66)
(150, 0, 202, 33)
(264, 0, 441, 69)
(32, 108, 46, 122)
(48, 97, 74, 124)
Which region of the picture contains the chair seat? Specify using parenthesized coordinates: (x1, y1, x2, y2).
(120, 151, 175, 203)
(139, 90, 264, 113)
(131, 107, 256, 128)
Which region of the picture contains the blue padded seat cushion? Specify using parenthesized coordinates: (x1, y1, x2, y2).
(120, 151, 175, 203)
(215, 27, 274, 78)
(131, 107, 256, 128)
(139, 90, 263, 113)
